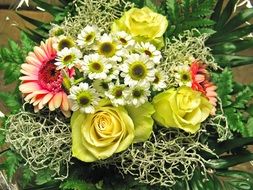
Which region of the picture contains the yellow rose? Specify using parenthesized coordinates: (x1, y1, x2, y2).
(152, 86, 212, 133)
(112, 7, 168, 48)
(71, 101, 154, 162)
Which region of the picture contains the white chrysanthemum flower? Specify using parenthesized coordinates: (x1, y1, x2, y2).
(76, 25, 100, 48)
(49, 24, 64, 37)
(82, 53, 112, 80)
(53, 35, 75, 51)
(174, 64, 192, 87)
(105, 61, 120, 81)
(135, 42, 162, 64)
(126, 83, 150, 107)
(152, 69, 167, 91)
(93, 80, 110, 96)
(55, 47, 82, 69)
(113, 31, 135, 48)
(68, 82, 99, 114)
(105, 83, 128, 106)
(121, 53, 155, 86)
(95, 33, 123, 62)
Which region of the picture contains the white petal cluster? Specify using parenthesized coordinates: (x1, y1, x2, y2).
(62, 25, 167, 108)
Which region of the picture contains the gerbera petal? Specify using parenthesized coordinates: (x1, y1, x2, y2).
(34, 105, 39, 113)
(19, 75, 38, 81)
(21, 64, 39, 74)
(24, 90, 49, 102)
(53, 92, 62, 109)
(42, 93, 54, 105)
(61, 92, 69, 111)
(34, 46, 47, 62)
(26, 55, 41, 67)
(61, 110, 71, 118)
(48, 99, 56, 111)
(19, 82, 40, 93)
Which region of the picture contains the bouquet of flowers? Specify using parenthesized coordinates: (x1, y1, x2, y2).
(1, 0, 253, 189)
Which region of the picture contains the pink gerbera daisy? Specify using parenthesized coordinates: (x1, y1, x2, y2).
(190, 60, 217, 114)
(19, 38, 71, 117)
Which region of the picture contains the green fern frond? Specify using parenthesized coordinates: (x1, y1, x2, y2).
(60, 179, 97, 190)
(165, 0, 215, 37)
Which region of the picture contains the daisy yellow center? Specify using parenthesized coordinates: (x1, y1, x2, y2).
(89, 62, 104, 73)
(98, 42, 116, 57)
(58, 38, 75, 51)
(144, 50, 152, 57)
(129, 61, 147, 80)
(180, 71, 191, 82)
(132, 89, 143, 98)
(53, 28, 64, 37)
(85, 33, 95, 42)
(154, 73, 160, 84)
(63, 54, 75, 64)
(119, 38, 127, 44)
(100, 82, 109, 90)
(38, 60, 63, 92)
(77, 92, 92, 106)
(112, 86, 124, 98)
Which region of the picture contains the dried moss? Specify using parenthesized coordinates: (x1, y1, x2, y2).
(160, 29, 218, 87)
(98, 127, 217, 187)
(61, 0, 133, 38)
(5, 110, 72, 180)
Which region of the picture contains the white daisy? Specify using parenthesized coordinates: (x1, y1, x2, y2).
(105, 83, 128, 106)
(152, 69, 167, 91)
(53, 35, 75, 51)
(174, 64, 192, 87)
(68, 82, 99, 114)
(93, 80, 110, 96)
(105, 61, 120, 81)
(76, 25, 100, 48)
(135, 42, 162, 64)
(121, 53, 155, 86)
(49, 24, 64, 37)
(95, 33, 123, 62)
(55, 47, 82, 69)
(82, 53, 112, 80)
(113, 31, 135, 49)
(126, 83, 151, 107)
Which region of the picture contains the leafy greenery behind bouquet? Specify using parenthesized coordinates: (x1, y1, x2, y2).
(1, 0, 253, 189)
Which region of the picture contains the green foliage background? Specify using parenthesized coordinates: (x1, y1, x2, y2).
(0, 0, 253, 189)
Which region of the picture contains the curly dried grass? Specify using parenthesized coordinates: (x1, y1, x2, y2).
(98, 127, 217, 187)
(160, 30, 218, 87)
(5, 110, 72, 180)
(61, 0, 133, 38)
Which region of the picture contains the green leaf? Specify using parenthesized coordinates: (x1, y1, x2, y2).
(207, 153, 253, 169)
(144, 0, 158, 12)
(212, 39, 253, 54)
(60, 179, 97, 190)
(1, 151, 22, 181)
(214, 0, 237, 31)
(208, 137, 253, 156)
(210, 0, 224, 22)
(244, 118, 253, 137)
(214, 55, 253, 67)
(208, 24, 253, 45)
(216, 170, 253, 190)
(233, 87, 253, 109)
(35, 169, 54, 185)
(223, 8, 253, 33)
(20, 165, 35, 188)
(212, 69, 233, 107)
(224, 108, 244, 133)
(0, 92, 21, 112)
